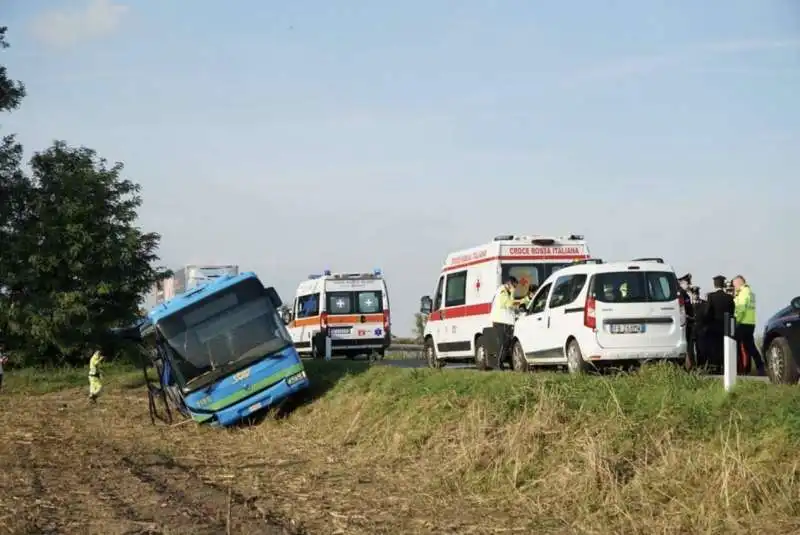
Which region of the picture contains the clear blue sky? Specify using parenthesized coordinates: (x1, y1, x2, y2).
(3, 0, 799, 335)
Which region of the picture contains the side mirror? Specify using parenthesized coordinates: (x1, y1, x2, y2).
(791, 296, 800, 311)
(265, 286, 282, 308)
(420, 295, 432, 314)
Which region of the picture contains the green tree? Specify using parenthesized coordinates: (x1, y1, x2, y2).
(0, 27, 170, 366)
(0, 26, 29, 351)
(0, 26, 28, 247)
(412, 312, 428, 343)
(0, 27, 25, 111)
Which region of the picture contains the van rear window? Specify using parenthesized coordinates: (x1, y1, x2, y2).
(591, 271, 678, 303)
(326, 291, 384, 315)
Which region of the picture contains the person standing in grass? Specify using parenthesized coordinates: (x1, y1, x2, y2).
(88, 348, 105, 403)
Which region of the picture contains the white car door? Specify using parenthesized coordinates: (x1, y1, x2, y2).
(545, 273, 588, 359)
(514, 282, 553, 359)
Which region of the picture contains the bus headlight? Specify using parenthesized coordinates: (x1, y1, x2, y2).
(286, 370, 307, 386)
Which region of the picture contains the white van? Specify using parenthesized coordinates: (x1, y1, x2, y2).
(509, 258, 687, 373)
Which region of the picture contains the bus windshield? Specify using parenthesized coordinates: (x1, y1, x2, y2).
(500, 263, 572, 299)
(156, 278, 292, 388)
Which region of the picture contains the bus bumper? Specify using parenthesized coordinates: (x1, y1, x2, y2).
(204, 371, 310, 427)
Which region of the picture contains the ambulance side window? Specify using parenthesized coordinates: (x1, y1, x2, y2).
(433, 276, 444, 311)
(444, 271, 468, 308)
(297, 293, 320, 318)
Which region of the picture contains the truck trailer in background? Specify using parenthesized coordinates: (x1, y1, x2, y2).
(153, 265, 240, 306)
(172, 265, 240, 295)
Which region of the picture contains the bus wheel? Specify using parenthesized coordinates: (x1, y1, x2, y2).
(474, 336, 489, 371)
(425, 338, 442, 369)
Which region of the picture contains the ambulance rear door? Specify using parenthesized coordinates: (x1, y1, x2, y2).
(324, 278, 387, 345)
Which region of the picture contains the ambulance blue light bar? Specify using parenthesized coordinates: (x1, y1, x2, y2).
(373, 268, 382, 276)
(323, 269, 331, 275)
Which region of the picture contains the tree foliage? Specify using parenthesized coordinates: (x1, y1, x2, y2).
(412, 312, 428, 343)
(0, 27, 169, 366)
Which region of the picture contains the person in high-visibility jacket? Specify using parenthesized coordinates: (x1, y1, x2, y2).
(490, 275, 518, 369)
(732, 275, 764, 375)
(88, 348, 105, 403)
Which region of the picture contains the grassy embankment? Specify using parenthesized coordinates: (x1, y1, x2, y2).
(3, 361, 144, 394)
(5, 359, 800, 533)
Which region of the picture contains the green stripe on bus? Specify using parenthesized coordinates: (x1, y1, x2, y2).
(190, 362, 305, 413)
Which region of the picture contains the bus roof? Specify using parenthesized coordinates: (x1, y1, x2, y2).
(147, 271, 260, 324)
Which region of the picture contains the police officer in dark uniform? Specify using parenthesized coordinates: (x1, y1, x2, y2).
(677, 274, 695, 368)
(690, 286, 709, 368)
(703, 275, 735, 374)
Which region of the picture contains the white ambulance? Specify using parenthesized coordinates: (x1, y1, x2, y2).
(419, 234, 590, 369)
(286, 269, 391, 359)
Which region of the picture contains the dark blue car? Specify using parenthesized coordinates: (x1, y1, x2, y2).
(762, 296, 800, 384)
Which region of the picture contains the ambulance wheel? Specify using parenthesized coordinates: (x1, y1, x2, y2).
(425, 337, 443, 369)
(311, 333, 326, 360)
(566, 339, 588, 375)
(511, 340, 529, 372)
(766, 336, 799, 384)
(474, 336, 490, 371)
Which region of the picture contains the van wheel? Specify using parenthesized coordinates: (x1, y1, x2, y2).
(566, 340, 587, 374)
(425, 338, 443, 369)
(511, 341, 528, 372)
(766, 337, 799, 384)
(474, 336, 489, 371)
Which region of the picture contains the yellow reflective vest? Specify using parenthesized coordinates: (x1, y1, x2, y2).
(734, 284, 756, 325)
(490, 285, 515, 325)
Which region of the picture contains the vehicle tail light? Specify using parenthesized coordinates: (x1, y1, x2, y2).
(584, 295, 596, 330)
(383, 311, 390, 333)
(678, 294, 686, 327)
(320, 312, 329, 331)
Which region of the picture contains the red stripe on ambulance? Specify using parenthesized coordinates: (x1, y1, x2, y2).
(427, 302, 492, 322)
(442, 254, 589, 272)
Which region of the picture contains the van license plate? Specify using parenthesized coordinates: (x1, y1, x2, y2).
(329, 327, 350, 336)
(610, 324, 645, 334)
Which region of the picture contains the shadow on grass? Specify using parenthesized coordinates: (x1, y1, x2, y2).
(239, 359, 372, 426)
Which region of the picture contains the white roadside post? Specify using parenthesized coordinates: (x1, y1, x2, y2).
(723, 312, 737, 391)
(324, 334, 332, 361)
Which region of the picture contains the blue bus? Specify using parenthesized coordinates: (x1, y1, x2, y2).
(136, 271, 310, 426)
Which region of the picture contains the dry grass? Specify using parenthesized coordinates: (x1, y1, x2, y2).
(2, 361, 800, 534)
